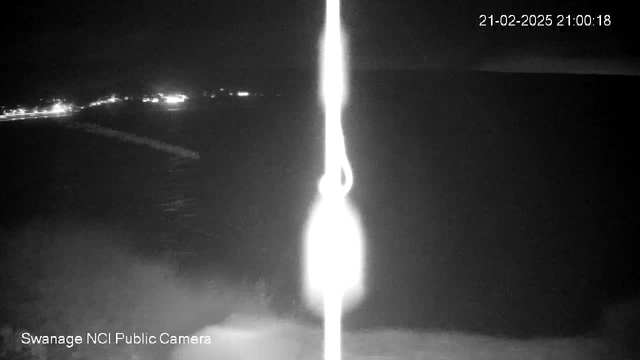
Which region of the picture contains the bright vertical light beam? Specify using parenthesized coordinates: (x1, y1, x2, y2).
(304, 0, 363, 360)
(321, 0, 345, 198)
(322, 0, 344, 108)
(320, 0, 351, 199)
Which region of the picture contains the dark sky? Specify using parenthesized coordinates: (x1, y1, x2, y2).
(0, 0, 637, 100)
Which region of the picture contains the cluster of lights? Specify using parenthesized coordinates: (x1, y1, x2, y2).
(142, 93, 188, 104)
(3, 86, 260, 120)
(89, 95, 121, 107)
(203, 88, 255, 99)
(90, 93, 188, 106)
(3, 108, 27, 116)
(1, 102, 73, 120)
(50, 103, 69, 113)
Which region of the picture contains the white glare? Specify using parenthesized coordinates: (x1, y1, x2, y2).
(50, 103, 67, 113)
(163, 94, 187, 104)
(304, 0, 361, 360)
(304, 197, 364, 313)
(321, 0, 345, 109)
(164, 96, 184, 104)
(237, 91, 250, 97)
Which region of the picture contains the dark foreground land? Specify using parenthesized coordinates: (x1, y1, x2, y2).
(1, 70, 638, 359)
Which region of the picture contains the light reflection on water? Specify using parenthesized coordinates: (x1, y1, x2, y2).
(158, 156, 204, 258)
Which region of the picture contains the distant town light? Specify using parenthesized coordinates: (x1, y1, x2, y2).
(237, 91, 250, 97)
(164, 96, 183, 104)
(163, 94, 187, 104)
(51, 103, 67, 113)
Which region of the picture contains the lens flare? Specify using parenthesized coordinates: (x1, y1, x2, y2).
(304, 196, 364, 314)
(304, 0, 362, 360)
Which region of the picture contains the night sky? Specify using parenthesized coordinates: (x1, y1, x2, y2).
(1, 0, 637, 102)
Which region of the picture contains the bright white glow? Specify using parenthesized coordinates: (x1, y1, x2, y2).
(304, 1, 359, 360)
(304, 195, 364, 360)
(1, 103, 76, 120)
(306, 202, 362, 360)
(321, 0, 345, 110)
(237, 91, 250, 97)
(164, 96, 184, 104)
(143, 97, 161, 103)
(163, 94, 187, 104)
(319, 0, 352, 200)
(50, 103, 67, 113)
(304, 197, 364, 313)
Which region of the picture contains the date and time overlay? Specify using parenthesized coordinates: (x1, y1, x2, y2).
(478, 14, 612, 29)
